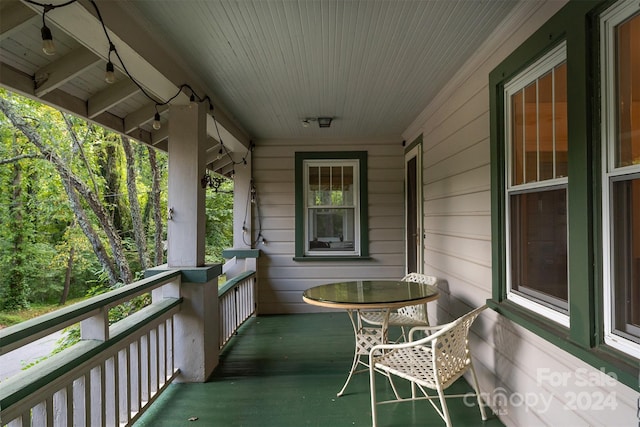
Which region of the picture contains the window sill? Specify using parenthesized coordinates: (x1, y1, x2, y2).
(293, 256, 372, 262)
(487, 299, 639, 391)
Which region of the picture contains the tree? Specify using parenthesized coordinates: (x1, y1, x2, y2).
(122, 135, 149, 270)
(0, 89, 233, 310)
(4, 134, 28, 310)
(147, 146, 165, 266)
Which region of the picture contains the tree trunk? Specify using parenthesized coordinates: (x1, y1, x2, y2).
(121, 135, 149, 270)
(148, 146, 164, 266)
(58, 172, 120, 285)
(100, 143, 124, 232)
(62, 114, 100, 194)
(59, 245, 75, 305)
(0, 97, 132, 284)
(4, 135, 29, 310)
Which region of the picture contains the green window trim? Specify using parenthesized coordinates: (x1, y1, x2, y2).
(489, 0, 639, 390)
(294, 151, 369, 260)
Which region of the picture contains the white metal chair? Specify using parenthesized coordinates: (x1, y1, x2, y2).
(360, 273, 437, 342)
(369, 305, 488, 427)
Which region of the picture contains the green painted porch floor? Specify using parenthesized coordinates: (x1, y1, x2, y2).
(135, 313, 505, 427)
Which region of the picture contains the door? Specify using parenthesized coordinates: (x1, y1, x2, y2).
(405, 143, 423, 274)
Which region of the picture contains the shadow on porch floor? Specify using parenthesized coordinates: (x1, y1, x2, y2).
(134, 312, 504, 427)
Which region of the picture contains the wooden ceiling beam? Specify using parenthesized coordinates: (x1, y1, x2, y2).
(124, 102, 167, 134)
(88, 79, 140, 118)
(34, 47, 101, 97)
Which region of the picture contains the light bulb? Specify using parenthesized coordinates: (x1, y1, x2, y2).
(152, 112, 161, 130)
(41, 25, 55, 55)
(216, 148, 223, 160)
(105, 62, 115, 83)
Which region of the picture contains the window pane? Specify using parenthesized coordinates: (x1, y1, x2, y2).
(510, 188, 568, 310)
(508, 58, 567, 187)
(612, 178, 640, 342)
(555, 62, 568, 177)
(343, 166, 354, 205)
(308, 208, 355, 251)
(616, 13, 640, 168)
(539, 71, 554, 181)
(512, 91, 524, 185)
(320, 166, 331, 205)
(524, 83, 538, 183)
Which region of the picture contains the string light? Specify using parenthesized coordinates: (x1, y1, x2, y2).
(104, 61, 115, 83)
(40, 6, 55, 55)
(26, 0, 254, 178)
(152, 112, 161, 130)
(104, 43, 116, 83)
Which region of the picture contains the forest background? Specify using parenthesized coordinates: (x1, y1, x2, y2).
(0, 89, 233, 325)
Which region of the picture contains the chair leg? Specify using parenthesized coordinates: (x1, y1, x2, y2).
(436, 386, 453, 427)
(468, 361, 488, 420)
(370, 362, 378, 427)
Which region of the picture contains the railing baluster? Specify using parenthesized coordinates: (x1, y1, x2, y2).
(142, 333, 150, 405)
(159, 322, 166, 386)
(118, 348, 129, 425)
(218, 272, 257, 349)
(135, 338, 142, 413)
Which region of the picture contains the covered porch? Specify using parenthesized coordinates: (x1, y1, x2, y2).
(1, 0, 639, 426)
(135, 312, 503, 427)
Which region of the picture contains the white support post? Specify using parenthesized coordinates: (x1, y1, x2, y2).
(233, 151, 252, 250)
(167, 102, 207, 268)
(165, 102, 220, 382)
(173, 274, 219, 382)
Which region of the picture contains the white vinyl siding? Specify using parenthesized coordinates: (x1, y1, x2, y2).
(252, 140, 404, 314)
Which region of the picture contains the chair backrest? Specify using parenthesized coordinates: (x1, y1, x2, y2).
(431, 305, 487, 388)
(398, 273, 438, 320)
(401, 273, 438, 286)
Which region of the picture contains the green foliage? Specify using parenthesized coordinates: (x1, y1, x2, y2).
(1, 88, 234, 328)
(0, 89, 171, 307)
(0, 312, 23, 326)
(205, 178, 234, 264)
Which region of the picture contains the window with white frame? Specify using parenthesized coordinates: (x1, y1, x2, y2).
(303, 159, 359, 256)
(294, 151, 368, 260)
(504, 42, 569, 326)
(601, 0, 640, 357)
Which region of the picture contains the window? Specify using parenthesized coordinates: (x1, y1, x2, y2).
(504, 43, 569, 325)
(306, 161, 357, 254)
(294, 152, 369, 259)
(490, 0, 640, 389)
(602, 0, 640, 357)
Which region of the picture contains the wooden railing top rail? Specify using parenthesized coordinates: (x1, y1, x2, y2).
(218, 270, 256, 297)
(0, 269, 181, 354)
(0, 298, 181, 413)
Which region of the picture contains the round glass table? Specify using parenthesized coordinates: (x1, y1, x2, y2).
(303, 280, 440, 396)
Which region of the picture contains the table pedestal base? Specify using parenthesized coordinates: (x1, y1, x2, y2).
(337, 309, 389, 397)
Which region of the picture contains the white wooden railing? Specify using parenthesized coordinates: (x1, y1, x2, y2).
(218, 270, 257, 348)
(218, 249, 259, 349)
(0, 270, 182, 427)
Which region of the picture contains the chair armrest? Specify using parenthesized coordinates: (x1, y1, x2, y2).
(369, 321, 455, 358)
(407, 324, 447, 341)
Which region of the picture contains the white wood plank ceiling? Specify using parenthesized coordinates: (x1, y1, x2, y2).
(0, 0, 522, 156)
(124, 0, 519, 140)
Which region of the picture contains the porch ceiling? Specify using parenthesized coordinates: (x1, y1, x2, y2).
(0, 0, 520, 174)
